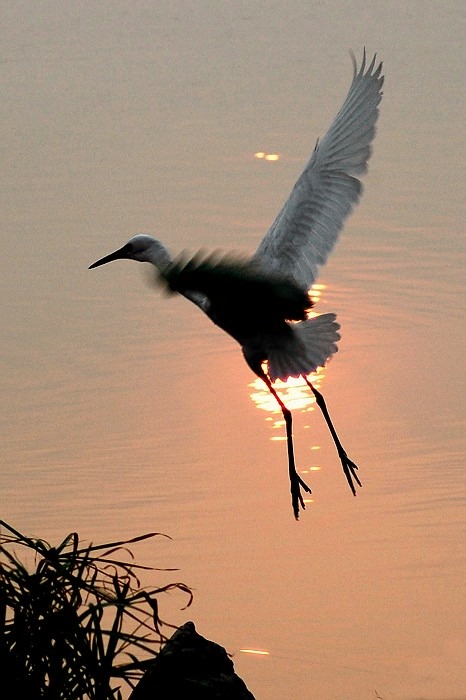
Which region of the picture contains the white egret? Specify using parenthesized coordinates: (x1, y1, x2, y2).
(90, 50, 383, 519)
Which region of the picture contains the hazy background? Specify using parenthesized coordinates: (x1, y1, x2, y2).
(1, 2, 465, 699)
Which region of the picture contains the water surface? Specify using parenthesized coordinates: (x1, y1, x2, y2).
(1, 3, 465, 699)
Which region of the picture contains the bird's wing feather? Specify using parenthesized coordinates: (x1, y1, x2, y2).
(160, 251, 312, 331)
(251, 50, 384, 291)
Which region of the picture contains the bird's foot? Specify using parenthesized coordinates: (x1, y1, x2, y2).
(291, 472, 312, 520)
(338, 449, 362, 496)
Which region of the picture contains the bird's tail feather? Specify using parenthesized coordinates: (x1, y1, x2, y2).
(267, 313, 340, 381)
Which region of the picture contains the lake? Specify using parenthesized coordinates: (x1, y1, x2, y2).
(1, 2, 465, 699)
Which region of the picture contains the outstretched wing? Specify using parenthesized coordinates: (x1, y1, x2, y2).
(251, 50, 384, 291)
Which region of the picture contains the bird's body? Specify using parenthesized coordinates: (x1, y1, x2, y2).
(90, 50, 384, 518)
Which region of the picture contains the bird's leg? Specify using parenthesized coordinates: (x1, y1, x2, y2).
(303, 377, 362, 495)
(259, 371, 312, 519)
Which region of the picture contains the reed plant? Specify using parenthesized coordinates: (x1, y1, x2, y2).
(0, 520, 192, 699)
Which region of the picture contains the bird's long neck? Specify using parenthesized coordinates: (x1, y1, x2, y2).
(144, 237, 210, 313)
(144, 238, 173, 271)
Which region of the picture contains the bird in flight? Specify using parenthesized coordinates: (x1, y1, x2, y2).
(90, 50, 383, 519)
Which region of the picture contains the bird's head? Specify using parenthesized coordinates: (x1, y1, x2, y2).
(89, 234, 172, 270)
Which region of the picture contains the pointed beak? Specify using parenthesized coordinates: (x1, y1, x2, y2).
(89, 246, 127, 269)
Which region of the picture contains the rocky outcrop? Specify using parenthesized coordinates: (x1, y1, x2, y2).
(129, 621, 256, 699)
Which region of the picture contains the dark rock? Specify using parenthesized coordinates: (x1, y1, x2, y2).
(129, 621, 256, 699)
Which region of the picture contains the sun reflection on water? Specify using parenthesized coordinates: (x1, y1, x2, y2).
(309, 282, 326, 304)
(249, 367, 326, 420)
(254, 151, 280, 161)
(248, 369, 325, 498)
(248, 284, 331, 470)
(248, 361, 328, 476)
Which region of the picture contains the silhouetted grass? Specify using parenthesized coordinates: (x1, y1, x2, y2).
(0, 520, 192, 699)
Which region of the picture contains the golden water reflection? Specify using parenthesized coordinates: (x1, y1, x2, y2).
(254, 151, 280, 161)
(309, 283, 326, 304)
(249, 363, 327, 472)
(250, 371, 323, 414)
(248, 369, 324, 506)
(248, 284, 331, 458)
